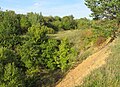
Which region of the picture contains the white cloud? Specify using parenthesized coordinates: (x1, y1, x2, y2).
(34, 3, 40, 6)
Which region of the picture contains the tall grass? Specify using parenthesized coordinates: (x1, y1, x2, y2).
(48, 29, 93, 52)
(77, 36, 120, 87)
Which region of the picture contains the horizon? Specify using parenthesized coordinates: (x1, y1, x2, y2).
(0, 0, 91, 19)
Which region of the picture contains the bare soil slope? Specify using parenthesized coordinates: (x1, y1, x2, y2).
(56, 41, 114, 87)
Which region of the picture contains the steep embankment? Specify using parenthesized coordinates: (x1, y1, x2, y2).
(56, 39, 115, 87)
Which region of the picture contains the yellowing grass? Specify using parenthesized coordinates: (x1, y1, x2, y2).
(48, 29, 93, 51)
(77, 36, 120, 87)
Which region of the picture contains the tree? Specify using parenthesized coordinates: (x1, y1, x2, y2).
(57, 39, 76, 72)
(0, 10, 20, 36)
(0, 10, 4, 22)
(76, 18, 91, 29)
(0, 10, 22, 49)
(18, 24, 47, 70)
(0, 47, 25, 87)
(20, 15, 30, 34)
(27, 12, 44, 26)
(85, 0, 120, 20)
(39, 39, 59, 70)
(27, 23, 47, 42)
(61, 15, 76, 30)
(85, 0, 120, 39)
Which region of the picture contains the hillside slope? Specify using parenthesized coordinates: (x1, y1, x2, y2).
(79, 36, 120, 87)
(56, 38, 115, 87)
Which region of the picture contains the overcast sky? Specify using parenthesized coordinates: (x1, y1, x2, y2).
(0, 0, 91, 19)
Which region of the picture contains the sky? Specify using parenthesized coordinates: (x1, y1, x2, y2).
(0, 0, 91, 19)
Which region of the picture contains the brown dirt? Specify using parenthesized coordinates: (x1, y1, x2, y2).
(55, 40, 114, 87)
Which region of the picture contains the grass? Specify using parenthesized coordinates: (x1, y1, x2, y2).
(77, 36, 120, 87)
(48, 29, 93, 52)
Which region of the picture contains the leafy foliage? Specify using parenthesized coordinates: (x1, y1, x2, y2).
(0, 6, 118, 86)
(0, 47, 25, 87)
(85, 0, 120, 21)
(0, 10, 76, 86)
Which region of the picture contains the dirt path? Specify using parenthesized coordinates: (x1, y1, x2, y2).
(56, 42, 113, 87)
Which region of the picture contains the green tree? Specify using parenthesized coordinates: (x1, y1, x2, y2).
(0, 35, 22, 49)
(0, 10, 20, 36)
(85, 0, 120, 40)
(0, 10, 22, 49)
(76, 18, 91, 29)
(61, 15, 76, 30)
(0, 10, 4, 22)
(57, 39, 76, 72)
(18, 24, 57, 72)
(20, 15, 30, 34)
(27, 23, 47, 42)
(27, 12, 44, 26)
(85, 0, 120, 23)
(17, 24, 49, 76)
(39, 39, 59, 70)
(0, 47, 25, 87)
